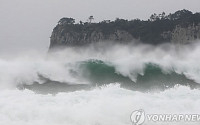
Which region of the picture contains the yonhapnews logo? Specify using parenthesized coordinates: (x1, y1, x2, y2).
(130, 109, 145, 125)
(130, 109, 200, 125)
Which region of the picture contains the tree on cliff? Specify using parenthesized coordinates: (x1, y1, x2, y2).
(169, 9, 192, 20)
(58, 18, 75, 25)
(88, 16, 94, 23)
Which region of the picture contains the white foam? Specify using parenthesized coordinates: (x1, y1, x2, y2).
(0, 84, 199, 125)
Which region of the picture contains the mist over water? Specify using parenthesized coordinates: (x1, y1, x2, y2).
(1, 41, 200, 125)
(1, 41, 200, 89)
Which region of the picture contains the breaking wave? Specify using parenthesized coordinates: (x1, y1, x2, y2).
(0, 42, 200, 93)
(77, 60, 199, 90)
(1, 41, 200, 125)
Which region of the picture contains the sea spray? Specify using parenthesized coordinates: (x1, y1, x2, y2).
(1, 42, 200, 91)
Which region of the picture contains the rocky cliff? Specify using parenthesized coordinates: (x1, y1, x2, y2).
(50, 26, 133, 48)
(171, 24, 200, 44)
(49, 10, 200, 49)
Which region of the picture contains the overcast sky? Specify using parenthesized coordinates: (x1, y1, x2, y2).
(0, 0, 200, 56)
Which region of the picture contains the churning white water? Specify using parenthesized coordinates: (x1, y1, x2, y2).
(0, 84, 200, 125)
(0, 41, 200, 125)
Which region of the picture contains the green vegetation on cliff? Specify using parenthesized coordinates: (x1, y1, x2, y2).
(50, 9, 200, 48)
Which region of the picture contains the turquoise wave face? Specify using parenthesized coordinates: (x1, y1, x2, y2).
(78, 59, 133, 86)
(19, 59, 200, 94)
(78, 60, 199, 91)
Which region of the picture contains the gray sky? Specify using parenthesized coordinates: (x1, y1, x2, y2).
(0, 0, 200, 55)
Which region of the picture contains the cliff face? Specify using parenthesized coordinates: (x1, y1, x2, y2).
(171, 24, 200, 44)
(161, 23, 200, 44)
(50, 25, 134, 49)
(50, 23, 200, 49)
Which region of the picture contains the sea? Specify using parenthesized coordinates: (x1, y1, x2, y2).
(0, 42, 200, 125)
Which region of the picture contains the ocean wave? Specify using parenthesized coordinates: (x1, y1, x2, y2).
(18, 59, 200, 94)
(1, 42, 200, 93)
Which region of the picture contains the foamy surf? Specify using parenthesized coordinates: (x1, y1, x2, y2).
(0, 84, 200, 125)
